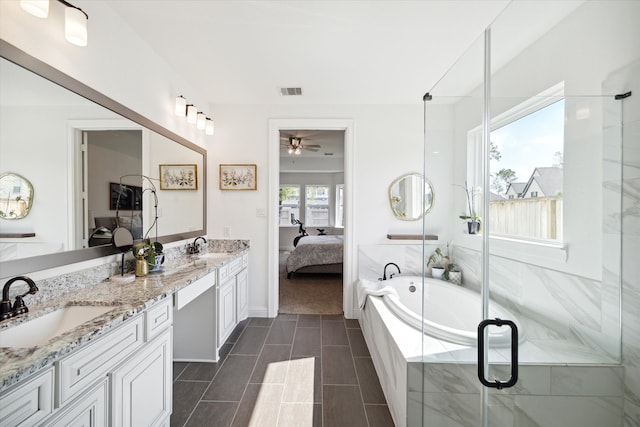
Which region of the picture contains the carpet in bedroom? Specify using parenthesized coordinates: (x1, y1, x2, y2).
(279, 251, 343, 315)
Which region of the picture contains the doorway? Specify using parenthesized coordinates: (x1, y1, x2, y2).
(268, 119, 355, 318)
(278, 129, 345, 314)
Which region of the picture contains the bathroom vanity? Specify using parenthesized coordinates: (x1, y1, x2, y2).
(0, 245, 249, 426)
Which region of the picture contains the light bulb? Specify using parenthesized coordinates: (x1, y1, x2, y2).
(205, 118, 214, 135)
(20, 0, 49, 18)
(295, 147, 302, 155)
(288, 148, 294, 154)
(175, 96, 186, 116)
(186, 105, 197, 124)
(196, 112, 206, 130)
(65, 7, 88, 47)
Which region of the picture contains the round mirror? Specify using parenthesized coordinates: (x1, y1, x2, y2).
(0, 173, 34, 220)
(389, 173, 434, 221)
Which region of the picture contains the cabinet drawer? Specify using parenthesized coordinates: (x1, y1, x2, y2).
(44, 378, 108, 427)
(0, 367, 54, 427)
(218, 264, 229, 282)
(228, 257, 243, 276)
(174, 273, 215, 310)
(146, 299, 173, 341)
(57, 315, 144, 405)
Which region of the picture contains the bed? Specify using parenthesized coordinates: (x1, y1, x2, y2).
(286, 235, 344, 278)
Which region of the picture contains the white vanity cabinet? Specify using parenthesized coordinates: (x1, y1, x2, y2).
(0, 298, 174, 427)
(217, 252, 249, 349)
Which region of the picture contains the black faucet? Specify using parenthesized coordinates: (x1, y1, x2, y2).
(187, 236, 208, 254)
(382, 263, 401, 280)
(0, 276, 39, 321)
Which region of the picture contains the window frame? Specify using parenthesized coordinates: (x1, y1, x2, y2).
(304, 184, 331, 227)
(278, 184, 301, 227)
(466, 82, 565, 247)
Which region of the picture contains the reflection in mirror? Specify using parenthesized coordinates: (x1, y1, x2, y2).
(389, 173, 434, 221)
(0, 41, 206, 278)
(0, 173, 34, 220)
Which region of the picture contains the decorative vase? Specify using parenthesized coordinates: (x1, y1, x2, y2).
(448, 271, 462, 285)
(467, 221, 480, 234)
(149, 254, 164, 272)
(135, 257, 149, 277)
(431, 267, 445, 279)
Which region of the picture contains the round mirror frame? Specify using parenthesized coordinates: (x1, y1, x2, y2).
(388, 173, 434, 221)
(0, 172, 34, 220)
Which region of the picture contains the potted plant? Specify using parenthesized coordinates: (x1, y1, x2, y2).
(443, 263, 462, 285)
(427, 247, 449, 279)
(456, 181, 481, 234)
(121, 175, 164, 275)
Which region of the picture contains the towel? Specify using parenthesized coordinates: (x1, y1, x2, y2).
(356, 278, 399, 310)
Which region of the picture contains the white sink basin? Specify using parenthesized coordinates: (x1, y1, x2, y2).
(0, 305, 115, 348)
(198, 252, 228, 260)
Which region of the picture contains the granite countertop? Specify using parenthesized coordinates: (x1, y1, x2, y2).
(0, 248, 247, 392)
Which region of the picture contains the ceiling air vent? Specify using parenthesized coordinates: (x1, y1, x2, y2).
(280, 87, 303, 96)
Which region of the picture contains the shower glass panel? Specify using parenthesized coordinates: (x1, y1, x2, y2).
(420, 1, 634, 425)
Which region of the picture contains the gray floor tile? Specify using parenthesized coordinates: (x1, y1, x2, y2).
(322, 346, 358, 385)
(283, 356, 322, 403)
(322, 320, 349, 345)
(232, 326, 269, 355)
(347, 328, 370, 357)
(354, 357, 386, 404)
(219, 343, 233, 363)
(178, 362, 220, 382)
(231, 383, 283, 427)
(171, 380, 209, 427)
(202, 355, 257, 401)
(278, 403, 322, 427)
(297, 314, 321, 327)
(292, 327, 321, 357)
(227, 319, 249, 343)
(249, 317, 274, 327)
(277, 313, 298, 321)
(173, 362, 189, 381)
(321, 314, 344, 322)
(185, 401, 238, 427)
(250, 344, 292, 384)
(365, 404, 395, 427)
(323, 385, 368, 427)
(265, 320, 297, 345)
(345, 318, 361, 329)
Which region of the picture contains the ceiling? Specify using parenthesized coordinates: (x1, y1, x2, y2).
(106, 0, 513, 106)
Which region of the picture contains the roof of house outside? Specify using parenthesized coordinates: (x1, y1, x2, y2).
(522, 166, 563, 197)
(506, 182, 527, 196)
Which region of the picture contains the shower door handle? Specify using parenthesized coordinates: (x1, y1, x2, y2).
(477, 318, 518, 389)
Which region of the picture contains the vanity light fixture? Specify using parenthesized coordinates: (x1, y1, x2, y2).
(205, 118, 215, 135)
(20, 0, 88, 46)
(175, 96, 215, 135)
(20, 0, 49, 18)
(196, 112, 206, 130)
(186, 105, 198, 124)
(174, 95, 187, 117)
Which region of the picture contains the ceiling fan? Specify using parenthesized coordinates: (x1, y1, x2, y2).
(280, 135, 321, 155)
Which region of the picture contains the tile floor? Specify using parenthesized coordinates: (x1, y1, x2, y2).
(171, 314, 395, 427)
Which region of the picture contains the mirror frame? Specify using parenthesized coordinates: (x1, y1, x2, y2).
(0, 172, 34, 220)
(388, 173, 434, 221)
(0, 40, 207, 277)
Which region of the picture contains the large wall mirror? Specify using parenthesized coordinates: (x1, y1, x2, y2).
(0, 41, 207, 278)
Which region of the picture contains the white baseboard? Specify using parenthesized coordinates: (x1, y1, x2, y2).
(248, 306, 270, 318)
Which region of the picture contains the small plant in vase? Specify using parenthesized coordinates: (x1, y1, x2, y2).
(427, 246, 450, 279)
(443, 263, 462, 285)
(119, 175, 164, 276)
(456, 181, 481, 234)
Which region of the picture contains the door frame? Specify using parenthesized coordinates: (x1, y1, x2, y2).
(268, 118, 355, 318)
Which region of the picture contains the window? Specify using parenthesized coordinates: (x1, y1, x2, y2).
(305, 185, 330, 227)
(335, 184, 344, 228)
(279, 185, 300, 226)
(468, 83, 565, 242)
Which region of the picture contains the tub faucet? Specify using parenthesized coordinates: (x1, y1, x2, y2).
(382, 263, 401, 280)
(0, 276, 38, 321)
(187, 236, 208, 254)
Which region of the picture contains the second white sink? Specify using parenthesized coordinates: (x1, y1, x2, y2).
(0, 305, 115, 348)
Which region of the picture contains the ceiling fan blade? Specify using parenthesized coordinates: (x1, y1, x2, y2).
(303, 147, 319, 152)
(304, 144, 322, 148)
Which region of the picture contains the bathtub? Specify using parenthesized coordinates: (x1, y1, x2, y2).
(378, 275, 522, 347)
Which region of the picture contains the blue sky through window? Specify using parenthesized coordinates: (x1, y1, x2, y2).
(490, 99, 565, 187)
